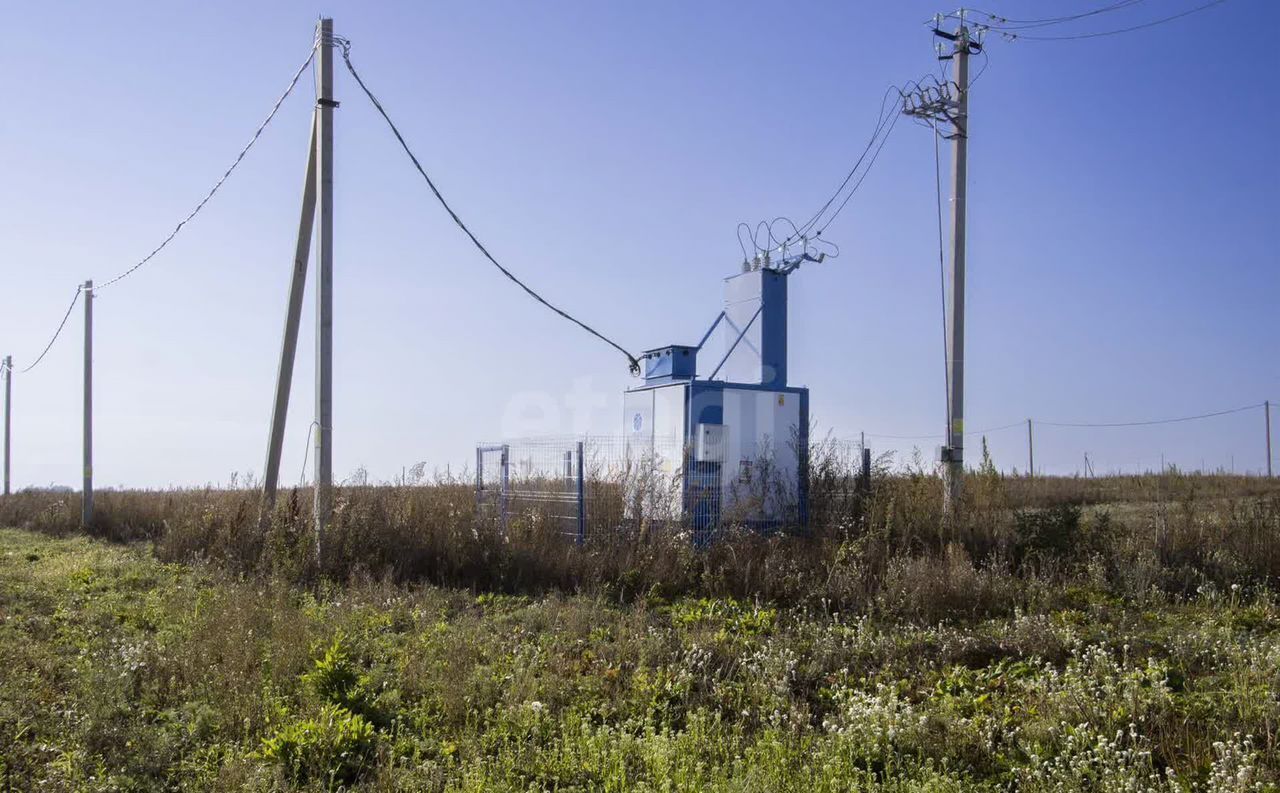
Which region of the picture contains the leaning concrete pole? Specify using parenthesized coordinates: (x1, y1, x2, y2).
(261, 113, 319, 511)
(314, 17, 336, 539)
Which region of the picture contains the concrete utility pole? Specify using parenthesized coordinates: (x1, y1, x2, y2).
(82, 280, 93, 527)
(261, 18, 336, 545)
(1026, 418, 1034, 478)
(905, 13, 978, 512)
(314, 17, 335, 537)
(1264, 399, 1274, 480)
(3, 355, 11, 495)
(943, 22, 971, 510)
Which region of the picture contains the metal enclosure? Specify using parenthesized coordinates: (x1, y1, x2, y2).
(721, 269, 787, 388)
(623, 255, 814, 531)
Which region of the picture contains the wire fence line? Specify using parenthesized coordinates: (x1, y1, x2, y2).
(863, 401, 1272, 442)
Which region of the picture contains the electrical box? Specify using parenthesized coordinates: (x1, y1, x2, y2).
(695, 423, 726, 462)
(624, 251, 817, 532)
(642, 345, 697, 382)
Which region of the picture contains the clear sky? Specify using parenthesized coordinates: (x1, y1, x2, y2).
(1, 0, 1277, 489)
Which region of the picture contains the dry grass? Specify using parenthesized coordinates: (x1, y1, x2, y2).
(1, 464, 1277, 618)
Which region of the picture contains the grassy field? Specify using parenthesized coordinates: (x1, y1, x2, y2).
(0, 471, 1278, 790)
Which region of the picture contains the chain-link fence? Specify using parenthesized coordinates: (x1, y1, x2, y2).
(476, 434, 823, 544)
(477, 436, 690, 542)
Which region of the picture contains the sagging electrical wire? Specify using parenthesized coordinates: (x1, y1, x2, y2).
(333, 36, 642, 375)
(96, 43, 319, 291)
(16, 286, 83, 374)
(11, 44, 318, 375)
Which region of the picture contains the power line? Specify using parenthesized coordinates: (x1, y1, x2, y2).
(743, 74, 947, 261)
(865, 421, 1024, 441)
(867, 405, 1265, 440)
(95, 44, 319, 290)
(995, 0, 1230, 41)
(17, 286, 83, 374)
(817, 110, 902, 236)
(962, 0, 1148, 30)
(334, 38, 641, 375)
(1038, 402, 1262, 428)
(791, 84, 902, 240)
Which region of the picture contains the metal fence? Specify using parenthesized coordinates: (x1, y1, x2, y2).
(476, 435, 725, 543)
(475, 434, 825, 544)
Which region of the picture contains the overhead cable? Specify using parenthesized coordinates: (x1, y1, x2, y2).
(868, 403, 1265, 440)
(95, 44, 319, 290)
(17, 286, 83, 374)
(334, 36, 641, 374)
(961, 0, 1148, 30)
(992, 0, 1230, 41)
(1038, 402, 1263, 428)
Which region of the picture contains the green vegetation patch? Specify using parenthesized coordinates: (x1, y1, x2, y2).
(0, 527, 1277, 791)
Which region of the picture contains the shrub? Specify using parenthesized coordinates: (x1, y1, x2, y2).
(1013, 503, 1083, 565)
(258, 703, 377, 786)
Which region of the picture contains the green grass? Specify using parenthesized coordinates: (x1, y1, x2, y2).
(0, 526, 1276, 791)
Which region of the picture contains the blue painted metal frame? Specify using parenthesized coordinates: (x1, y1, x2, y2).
(695, 311, 725, 352)
(707, 304, 763, 381)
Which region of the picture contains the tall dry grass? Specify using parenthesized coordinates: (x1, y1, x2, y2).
(1, 459, 1277, 616)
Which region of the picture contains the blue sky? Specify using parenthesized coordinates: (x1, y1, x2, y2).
(1, 0, 1276, 488)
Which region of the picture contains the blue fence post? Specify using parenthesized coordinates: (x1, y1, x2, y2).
(576, 441, 585, 545)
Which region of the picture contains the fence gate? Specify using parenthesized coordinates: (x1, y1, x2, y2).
(476, 440, 585, 543)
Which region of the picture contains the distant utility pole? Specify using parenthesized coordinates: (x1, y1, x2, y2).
(1266, 399, 1273, 478)
(261, 18, 336, 546)
(3, 355, 11, 495)
(904, 12, 981, 512)
(82, 280, 93, 527)
(1026, 418, 1034, 478)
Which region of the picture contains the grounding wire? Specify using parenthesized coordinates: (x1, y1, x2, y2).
(299, 420, 319, 487)
(995, 0, 1230, 41)
(95, 44, 319, 291)
(335, 37, 642, 375)
(17, 286, 83, 374)
(932, 127, 951, 432)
